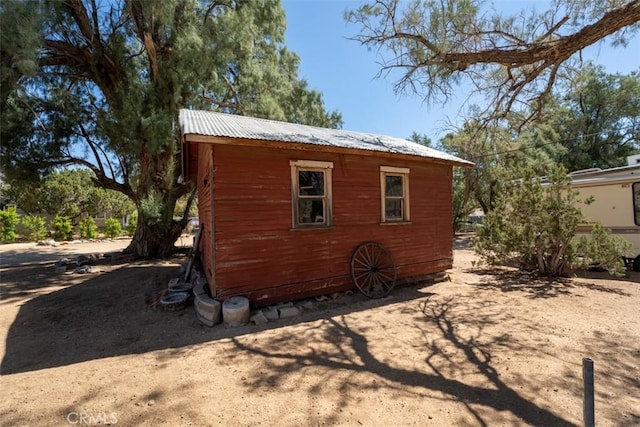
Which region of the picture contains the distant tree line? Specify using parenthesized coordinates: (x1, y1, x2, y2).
(0, 168, 137, 242)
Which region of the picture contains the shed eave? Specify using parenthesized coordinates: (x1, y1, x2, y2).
(182, 132, 474, 168)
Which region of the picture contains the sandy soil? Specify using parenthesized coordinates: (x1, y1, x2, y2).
(0, 235, 638, 426)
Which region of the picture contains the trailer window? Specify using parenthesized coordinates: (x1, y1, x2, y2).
(380, 166, 410, 223)
(290, 160, 333, 228)
(633, 183, 640, 226)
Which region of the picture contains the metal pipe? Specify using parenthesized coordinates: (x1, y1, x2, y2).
(583, 357, 595, 427)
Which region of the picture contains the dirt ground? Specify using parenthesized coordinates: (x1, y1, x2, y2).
(0, 235, 638, 426)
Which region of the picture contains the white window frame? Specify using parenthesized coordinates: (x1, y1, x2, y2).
(290, 160, 333, 228)
(380, 166, 410, 223)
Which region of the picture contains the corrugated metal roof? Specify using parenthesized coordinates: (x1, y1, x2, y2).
(179, 109, 473, 166)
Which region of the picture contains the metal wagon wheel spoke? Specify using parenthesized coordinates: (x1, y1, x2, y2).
(350, 241, 397, 298)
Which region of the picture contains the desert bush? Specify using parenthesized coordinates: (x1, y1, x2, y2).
(21, 215, 47, 241)
(473, 165, 584, 276)
(51, 215, 73, 241)
(103, 218, 122, 238)
(126, 212, 137, 236)
(572, 223, 633, 276)
(78, 217, 98, 239)
(0, 208, 20, 242)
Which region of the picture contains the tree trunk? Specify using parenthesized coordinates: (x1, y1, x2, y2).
(126, 218, 184, 258)
(123, 151, 190, 258)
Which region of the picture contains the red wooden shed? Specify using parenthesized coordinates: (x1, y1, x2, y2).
(179, 109, 472, 306)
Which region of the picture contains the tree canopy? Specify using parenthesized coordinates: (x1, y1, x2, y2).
(549, 64, 640, 170)
(1, 0, 341, 257)
(348, 0, 640, 125)
(5, 169, 135, 222)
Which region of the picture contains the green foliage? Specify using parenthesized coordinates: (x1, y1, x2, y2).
(139, 190, 167, 227)
(78, 217, 98, 239)
(572, 223, 634, 276)
(550, 64, 640, 171)
(473, 165, 585, 276)
(103, 218, 122, 239)
(126, 212, 138, 237)
(21, 215, 47, 241)
(51, 215, 73, 241)
(174, 194, 198, 219)
(440, 119, 560, 220)
(0, 208, 20, 242)
(409, 132, 432, 147)
(451, 177, 469, 232)
(5, 169, 135, 221)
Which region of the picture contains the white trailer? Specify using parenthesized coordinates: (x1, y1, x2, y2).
(568, 160, 640, 269)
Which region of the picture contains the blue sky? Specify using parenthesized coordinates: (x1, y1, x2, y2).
(282, 0, 640, 142)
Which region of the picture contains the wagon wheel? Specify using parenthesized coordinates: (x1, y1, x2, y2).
(350, 241, 397, 298)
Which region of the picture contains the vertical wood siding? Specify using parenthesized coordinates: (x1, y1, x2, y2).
(204, 144, 454, 306)
(196, 144, 215, 292)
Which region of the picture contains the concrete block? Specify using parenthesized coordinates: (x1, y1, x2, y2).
(222, 296, 250, 327)
(263, 308, 279, 321)
(250, 310, 269, 325)
(194, 295, 221, 326)
(196, 312, 215, 327)
(300, 300, 316, 310)
(278, 306, 301, 319)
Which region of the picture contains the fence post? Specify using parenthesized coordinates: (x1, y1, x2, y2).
(583, 357, 595, 427)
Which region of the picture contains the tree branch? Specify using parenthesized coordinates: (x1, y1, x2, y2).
(127, 0, 159, 83)
(350, 0, 640, 124)
(428, 2, 640, 69)
(65, 0, 96, 47)
(77, 122, 106, 177)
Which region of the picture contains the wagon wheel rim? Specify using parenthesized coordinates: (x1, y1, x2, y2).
(350, 242, 397, 298)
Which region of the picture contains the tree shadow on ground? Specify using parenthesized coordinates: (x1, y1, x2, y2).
(231, 296, 575, 426)
(0, 260, 431, 375)
(470, 268, 632, 298)
(0, 259, 130, 305)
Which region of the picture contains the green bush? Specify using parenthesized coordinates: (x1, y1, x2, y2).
(473, 165, 584, 275)
(78, 217, 98, 239)
(572, 223, 634, 276)
(51, 215, 73, 241)
(126, 212, 137, 236)
(103, 218, 122, 239)
(22, 215, 47, 241)
(0, 208, 20, 242)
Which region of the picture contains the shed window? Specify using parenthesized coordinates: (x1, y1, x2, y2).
(380, 166, 410, 222)
(290, 160, 333, 227)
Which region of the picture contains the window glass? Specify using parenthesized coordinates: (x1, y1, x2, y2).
(298, 199, 325, 224)
(385, 175, 403, 197)
(299, 171, 324, 196)
(385, 199, 403, 220)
